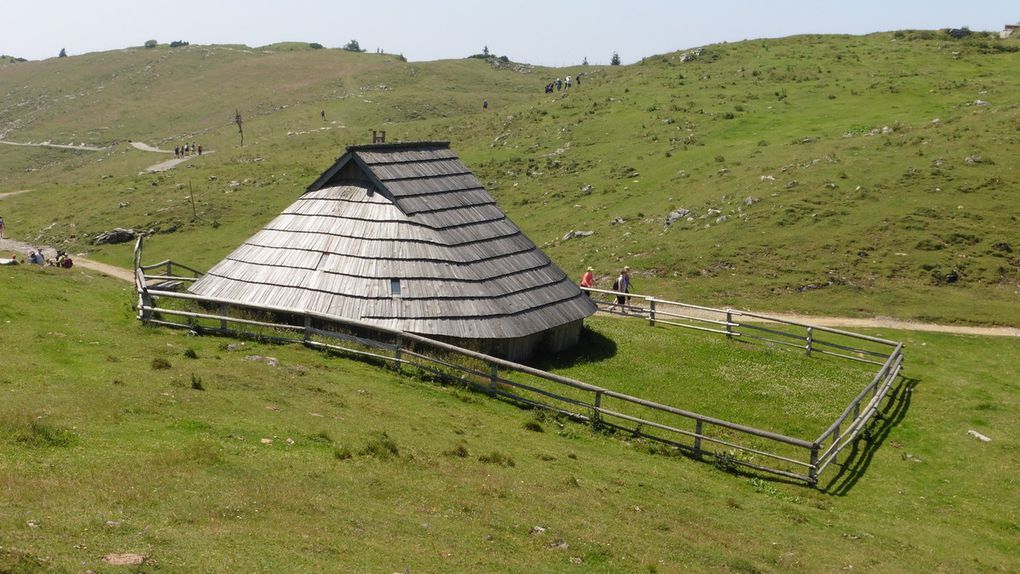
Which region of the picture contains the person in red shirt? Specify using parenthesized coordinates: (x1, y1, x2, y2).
(580, 266, 595, 297)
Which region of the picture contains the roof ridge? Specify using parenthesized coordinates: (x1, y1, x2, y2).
(346, 141, 451, 153)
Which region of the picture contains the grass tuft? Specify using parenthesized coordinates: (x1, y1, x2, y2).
(478, 451, 515, 467)
(151, 357, 172, 370)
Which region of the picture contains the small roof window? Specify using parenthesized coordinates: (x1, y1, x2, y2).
(390, 279, 401, 296)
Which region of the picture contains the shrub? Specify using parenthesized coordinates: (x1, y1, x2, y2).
(144, 40, 157, 49)
(444, 442, 470, 458)
(478, 451, 516, 467)
(183, 348, 198, 359)
(359, 431, 399, 460)
(169, 40, 189, 48)
(151, 357, 172, 370)
(523, 420, 544, 433)
(610, 51, 621, 66)
(333, 445, 353, 460)
(342, 39, 365, 53)
(309, 42, 324, 49)
(190, 374, 204, 391)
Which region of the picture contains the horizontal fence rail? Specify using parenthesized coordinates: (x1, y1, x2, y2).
(132, 238, 904, 486)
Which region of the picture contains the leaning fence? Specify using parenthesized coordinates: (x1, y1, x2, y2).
(132, 238, 903, 485)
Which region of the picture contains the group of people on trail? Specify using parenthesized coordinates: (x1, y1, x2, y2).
(2, 248, 73, 268)
(174, 143, 202, 158)
(544, 74, 581, 94)
(579, 265, 633, 312)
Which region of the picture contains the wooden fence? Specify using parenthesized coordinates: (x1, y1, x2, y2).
(132, 238, 904, 486)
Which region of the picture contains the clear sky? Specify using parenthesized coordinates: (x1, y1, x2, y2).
(3, 0, 1017, 65)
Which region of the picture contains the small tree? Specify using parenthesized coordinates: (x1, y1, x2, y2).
(58, 48, 67, 58)
(483, 45, 490, 57)
(610, 51, 621, 66)
(144, 39, 157, 49)
(309, 42, 324, 49)
(342, 39, 365, 52)
(582, 56, 589, 66)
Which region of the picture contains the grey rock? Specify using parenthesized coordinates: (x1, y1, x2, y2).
(93, 228, 136, 245)
(665, 208, 691, 227)
(561, 230, 594, 241)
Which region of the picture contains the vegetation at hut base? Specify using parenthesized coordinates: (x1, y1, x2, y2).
(2, 28, 1020, 572)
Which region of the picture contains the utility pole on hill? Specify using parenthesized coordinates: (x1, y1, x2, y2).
(235, 110, 244, 147)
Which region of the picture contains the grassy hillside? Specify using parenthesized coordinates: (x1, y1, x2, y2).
(1, 265, 1018, 572)
(2, 32, 1018, 325)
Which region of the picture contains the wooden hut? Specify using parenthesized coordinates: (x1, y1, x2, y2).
(188, 141, 596, 361)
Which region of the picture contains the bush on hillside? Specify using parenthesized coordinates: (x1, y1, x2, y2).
(342, 39, 365, 53)
(169, 40, 189, 48)
(610, 51, 621, 65)
(144, 39, 157, 49)
(309, 42, 324, 49)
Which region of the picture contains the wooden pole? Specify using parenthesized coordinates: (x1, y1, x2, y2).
(189, 180, 197, 219)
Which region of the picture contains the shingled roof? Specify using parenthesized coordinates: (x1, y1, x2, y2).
(188, 141, 596, 339)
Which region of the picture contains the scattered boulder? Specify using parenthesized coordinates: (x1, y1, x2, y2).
(665, 208, 691, 227)
(973, 99, 990, 106)
(744, 197, 760, 206)
(716, 215, 728, 224)
(964, 155, 987, 165)
(967, 429, 991, 442)
(245, 355, 279, 367)
(580, 184, 593, 194)
(992, 242, 1012, 253)
(93, 228, 136, 245)
(530, 526, 547, 535)
(102, 554, 145, 566)
(561, 230, 594, 242)
(610, 217, 626, 225)
(784, 180, 799, 189)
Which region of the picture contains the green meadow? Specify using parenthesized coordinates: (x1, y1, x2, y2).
(1, 264, 1018, 572)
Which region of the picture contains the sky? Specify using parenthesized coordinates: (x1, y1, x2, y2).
(3, 0, 1018, 65)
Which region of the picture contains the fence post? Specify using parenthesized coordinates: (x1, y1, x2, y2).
(693, 419, 704, 457)
(592, 391, 603, 429)
(808, 444, 820, 486)
(166, 261, 173, 277)
(806, 327, 814, 356)
(489, 363, 498, 395)
(303, 315, 312, 343)
(648, 299, 656, 326)
(219, 303, 228, 333)
(393, 334, 403, 374)
(725, 310, 733, 339)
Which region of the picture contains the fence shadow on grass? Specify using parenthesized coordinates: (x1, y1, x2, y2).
(528, 325, 618, 370)
(820, 376, 918, 496)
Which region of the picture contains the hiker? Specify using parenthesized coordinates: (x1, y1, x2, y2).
(197, 144, 202, 156)
(556, 78, 562, 91)
(321, 110, 326, 120)
(174, 145, 179, 158)
(580, 266, 595, 297)
(183, 143, 189, 156)
(565, 75, 571, 89)
(576, 73, 582, 87)
(609, 266, 632, 312)
(0, 214, 5, 239)
(482, 99, 488, 110)
(545, 83, 553, 94)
